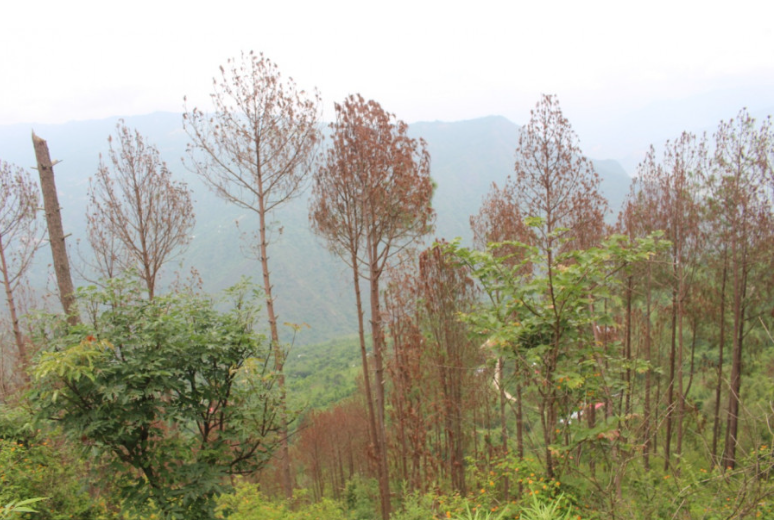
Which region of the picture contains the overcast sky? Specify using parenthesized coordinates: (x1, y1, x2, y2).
(1, 0, 772, 163)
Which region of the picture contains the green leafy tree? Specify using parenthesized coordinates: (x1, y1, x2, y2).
(445, 223, 666, 485)
(30, 279, 281, 519)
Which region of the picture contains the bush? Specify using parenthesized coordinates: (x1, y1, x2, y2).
(0, 436, 109, 519)
(30, 279, 282, 520)
(215, 479, 343, 520)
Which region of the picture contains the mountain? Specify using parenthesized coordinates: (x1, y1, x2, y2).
(0, 113, 632, 344)
(578, 84, 774, 174)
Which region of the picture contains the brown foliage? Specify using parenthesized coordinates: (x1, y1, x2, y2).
(184, 51, 321, 498)
(0, 161, 43, 388)
(310, 94, 434, 269)
(88, 120, 195, 299)
(293, 398, 371, 501)
(310, 94, 434, 520)
(512, 94, 607, 253)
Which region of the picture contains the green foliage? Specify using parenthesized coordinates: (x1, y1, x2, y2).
(285, 334, 366, 412)
(0, 498, 48, 518)
(444, 230, 668, 476)
(451, 503, 510, 520)
(616, 450, 773, 520)
(343, 476, 379, 520)
(390, 490, 439, 520)
(30, 278, 282, 520)
(215, 479, 343, 520)
(447, 229, 665, 345)
(0, 436, 105, 519)
(0, 405, 35, 445)
(518, 493, 575, 520)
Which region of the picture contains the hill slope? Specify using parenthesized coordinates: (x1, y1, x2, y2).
(0, 113, 631, 343)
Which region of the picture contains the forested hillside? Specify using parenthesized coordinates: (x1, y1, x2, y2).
(0, 58, 771, 520)
(0, 112, 631, 344)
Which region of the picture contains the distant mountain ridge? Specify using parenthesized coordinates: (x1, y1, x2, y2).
(0, 113, 632, 344)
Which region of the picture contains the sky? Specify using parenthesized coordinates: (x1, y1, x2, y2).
(1, 0, 772, 166)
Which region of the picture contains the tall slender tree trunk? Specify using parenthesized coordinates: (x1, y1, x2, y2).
(32, 132, 78, 325)
(643, 262, 653, 471)
(712, 254, 728, 467)
(367, 236, 391, 520)
(664, 267, 678, 472)
(498, 357, 509, 497)
(254, 164, 292, 500)
(516, 361, 524, 460)
(350, 251, 378, 456)
(676, 265, 685, 475)
(653, 317, 663, 458)
(625, 275, 633, 417)
(723, 239, 747, 470)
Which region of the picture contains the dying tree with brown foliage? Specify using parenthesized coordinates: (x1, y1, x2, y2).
(416, 243, 480, 494)
(707, 110, 774, 470)
(88, 120, 194, 300)
(293, 397, 371, 502)
(310, 94, 434, 520)
(184, 51, 321, 499)
(0, 161, 43, 380)
(626, 132, 706, 472)
(384, 264, 429, 491)
(511, 94, 607, 256)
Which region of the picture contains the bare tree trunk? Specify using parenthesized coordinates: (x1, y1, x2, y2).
(625, 275, 633, 417)
(664, 272, 678, 472)
(255, 178, 293, 501)
(723, 245, 747, 471)
(498, 357, 509, 497)
(351, 252, 378, 456)
(676, 265, 685, 476)
(516, 361, 524, 460)
(643, 262, 653, 471)
(368, 253, 391, 520)
(711, 254, 727, 468)
(32, 132, 78, 325)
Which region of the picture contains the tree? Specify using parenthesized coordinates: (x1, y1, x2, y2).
(446, 229, 665, 487)
(184, 51, 321, 498)
(510, 94, 607, 257)
(88, 120, 195, 299)
(0, 161, 43, 382)
(625, 132, 706, 472)
(31, 279, 281, 519)
(470, 94, 607, 479)
(416, 243, 480, 494)
(471, 181, 532, 267)
(708, 110, 774, 470)
(309, 94, 434, 519)
(383, 265, 429, 491)
(383, 247, 484, 495)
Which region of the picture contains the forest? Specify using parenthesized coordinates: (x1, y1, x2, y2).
(0, 51, 772, 520)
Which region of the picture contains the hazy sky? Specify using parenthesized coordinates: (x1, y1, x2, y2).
(1, 0, 772, 160)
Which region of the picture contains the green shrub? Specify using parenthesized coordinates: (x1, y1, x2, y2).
(343, 476, 379, 520)
(0, 437, 108, 519)
(31, 279, 282, 519)
(215, 478, 343, 520)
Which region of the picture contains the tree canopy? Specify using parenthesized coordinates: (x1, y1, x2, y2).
(31, 279, 281, 519)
